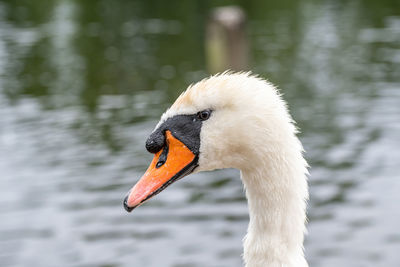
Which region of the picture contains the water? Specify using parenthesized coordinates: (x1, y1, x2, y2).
(0, 1, 399, 266)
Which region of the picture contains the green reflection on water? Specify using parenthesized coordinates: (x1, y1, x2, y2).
(1, 0, 400, 266)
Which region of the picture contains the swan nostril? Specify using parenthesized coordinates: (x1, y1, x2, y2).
(156, 161, 165, 168)
(155, 143, 169, 168)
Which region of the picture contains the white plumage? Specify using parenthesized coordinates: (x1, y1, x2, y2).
(160, 72, 309, 267)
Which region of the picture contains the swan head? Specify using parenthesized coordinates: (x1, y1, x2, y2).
(124, 72, 298, 211)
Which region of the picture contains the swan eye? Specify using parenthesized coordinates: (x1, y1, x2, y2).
(197, 110, 211, 121)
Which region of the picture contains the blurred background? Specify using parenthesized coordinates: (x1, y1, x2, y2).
(0, 0, 399, 266)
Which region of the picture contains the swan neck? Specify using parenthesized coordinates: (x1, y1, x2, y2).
(241, 156, 308, 267)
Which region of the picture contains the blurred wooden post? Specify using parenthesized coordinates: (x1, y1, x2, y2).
(206, 6, 249, 74)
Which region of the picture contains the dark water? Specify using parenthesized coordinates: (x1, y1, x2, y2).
(1, 1, 399, 266)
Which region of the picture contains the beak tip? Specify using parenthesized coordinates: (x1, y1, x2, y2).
(123, 195, 135, 213)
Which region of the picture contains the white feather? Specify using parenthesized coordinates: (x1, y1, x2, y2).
(160, 72, 309, 267)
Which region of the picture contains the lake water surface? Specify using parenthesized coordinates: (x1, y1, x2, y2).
(1, 1, 399, 266)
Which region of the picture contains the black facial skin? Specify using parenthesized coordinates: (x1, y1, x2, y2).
(146, 114, 202, 155)
(123, 110, 212, 212)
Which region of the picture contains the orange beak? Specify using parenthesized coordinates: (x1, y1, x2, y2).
(124, 130, 197, 212)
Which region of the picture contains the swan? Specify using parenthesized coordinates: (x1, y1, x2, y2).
(123, 72, 309, 267)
